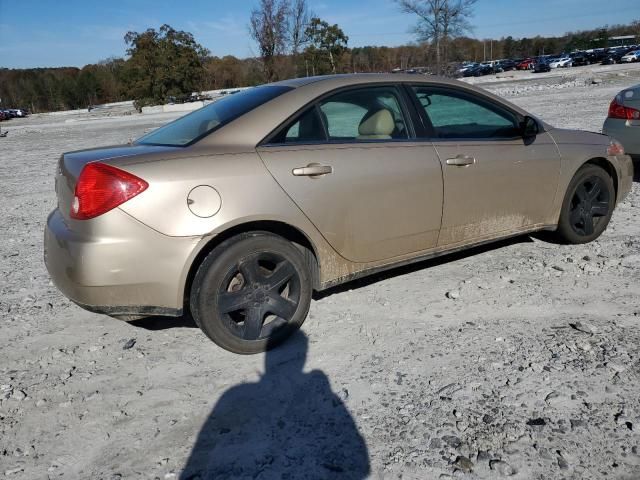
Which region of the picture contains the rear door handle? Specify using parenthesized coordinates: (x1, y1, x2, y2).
(292, 163, 333, 177)
(446, 155, 476, 166)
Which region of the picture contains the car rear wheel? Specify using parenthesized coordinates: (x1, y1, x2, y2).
(556, 165, 615, 244)
(190, 233, 312, 354)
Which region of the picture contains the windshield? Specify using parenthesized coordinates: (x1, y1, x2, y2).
(136, 85, 292, 147)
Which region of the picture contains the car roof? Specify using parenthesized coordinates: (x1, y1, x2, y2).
(269, 73, 477, 90)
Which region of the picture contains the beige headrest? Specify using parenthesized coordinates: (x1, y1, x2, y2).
(358, 109, 394, 139)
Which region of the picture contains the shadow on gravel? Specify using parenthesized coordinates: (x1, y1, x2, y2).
(315, 234, 535, 300)
(129, 314, 197, 330)
(180, 331, 370, 479)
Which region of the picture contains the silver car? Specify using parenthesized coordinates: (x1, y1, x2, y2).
(603, 84, 640, 158)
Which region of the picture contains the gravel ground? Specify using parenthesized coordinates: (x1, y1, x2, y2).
(1, 64, 640, 480)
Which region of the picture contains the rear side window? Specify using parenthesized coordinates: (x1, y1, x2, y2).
(319, 87, 409, 141)
(413, 87, 519, 139)
(266, 86, 410, 145)
(136, 86, 292, 147)
(321, 101, 366, 139)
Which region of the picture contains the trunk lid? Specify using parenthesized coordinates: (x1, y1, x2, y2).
(620, 84, 640, 109)
(56, 144, 178, 221)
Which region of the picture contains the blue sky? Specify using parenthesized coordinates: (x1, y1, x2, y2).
(0, 0, 638, 68)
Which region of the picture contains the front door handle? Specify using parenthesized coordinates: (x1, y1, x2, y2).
(292, 163, 333, 177)
(446, 155, 476, 166)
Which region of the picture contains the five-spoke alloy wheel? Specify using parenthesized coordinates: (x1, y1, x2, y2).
(191, 233, 312, 354)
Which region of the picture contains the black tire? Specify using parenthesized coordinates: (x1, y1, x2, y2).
(556, 165, 615, 244)
(190, 233, 312, 354)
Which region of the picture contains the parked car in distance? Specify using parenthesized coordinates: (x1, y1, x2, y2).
(497, 59, 517, 71)
(534, 60, 551, 73)
(571, 53, 589, 66)
(456, 62, 478, 76)
(463, 64, 491, 77)
(550, 57, 573, 68)
(601, 53, 619, 65)
(4, 108, 28, 118)
(586, 49, 608, 64)
(1, 109, 17, 120)
(44, 74, 634, 353)
(517, 58, 535, 70)
(603, 84, 640, 158)
(602, 47, 632, 64)
(461, 62, 478, 70)
(480, 62, 501, 73)
(621, 50, 640, 63)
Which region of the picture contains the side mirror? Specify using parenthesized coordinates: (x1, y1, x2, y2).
(521, 116, 539, 138)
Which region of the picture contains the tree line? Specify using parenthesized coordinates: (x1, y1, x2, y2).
(0, 0, 638, 113)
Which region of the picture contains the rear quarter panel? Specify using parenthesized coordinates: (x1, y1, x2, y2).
(110, 151, 328, 240)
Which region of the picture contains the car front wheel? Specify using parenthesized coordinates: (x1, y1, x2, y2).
(190, 233, 312, 354)
(556, 165, 615, 244)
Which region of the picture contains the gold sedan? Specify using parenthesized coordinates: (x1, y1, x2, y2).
(45, 74, 634, 353)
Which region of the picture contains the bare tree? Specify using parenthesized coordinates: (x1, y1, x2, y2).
(396, 0, 477, 73)
(289, 0, 311, 55)
(249, 0, 290, 81)
(288, 0, 312, 76)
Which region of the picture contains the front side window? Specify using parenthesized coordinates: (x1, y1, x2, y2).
(136, 86, 292, 147)
(413, 87, 519, 139)
(319, 87, 409, 141)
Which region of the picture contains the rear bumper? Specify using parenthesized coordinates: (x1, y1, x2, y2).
(610, 154, 634, 204)
(44, 208, 202, 318)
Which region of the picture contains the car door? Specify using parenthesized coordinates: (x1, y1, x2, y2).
(257, 85, 443, 264)
(409, 85, 561, 247)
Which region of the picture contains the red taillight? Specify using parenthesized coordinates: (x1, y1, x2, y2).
(70, 163, 148, 220)
(608, 98, 640, 120)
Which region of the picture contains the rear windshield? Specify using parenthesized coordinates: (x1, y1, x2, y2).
(136, 86, 292, 147)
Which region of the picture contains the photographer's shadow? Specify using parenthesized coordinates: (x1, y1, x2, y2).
(180, 331, 370, 479)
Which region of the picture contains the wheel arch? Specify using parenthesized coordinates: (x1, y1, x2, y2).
(583, 157, 619, 199)
(182, 220, 321, 312)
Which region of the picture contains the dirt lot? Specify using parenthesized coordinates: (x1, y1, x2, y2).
(1, 64, 640, 480)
